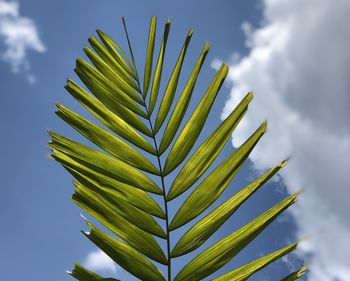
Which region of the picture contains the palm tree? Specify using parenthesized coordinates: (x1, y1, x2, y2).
(49, 16, 306, 281)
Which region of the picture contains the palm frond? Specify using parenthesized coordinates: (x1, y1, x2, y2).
(50, 17, 306, 280)
(281, 266, 307, 281)
(211, 243, 298, 281)
(68, 262, 120, 281)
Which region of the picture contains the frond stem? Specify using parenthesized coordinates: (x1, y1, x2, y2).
(141, 96, 172, 281)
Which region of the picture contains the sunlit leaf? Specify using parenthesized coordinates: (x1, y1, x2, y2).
(75, 58, 147, 118)
(149, 19, 171, 115)
(65, 79, 152, 137)
(55, 104, 159, 174)
(73, 182, 167, 263)
(171, 160, 286, 257)
(68, 262, 119, 281)
(211, 243, 298, 281)
(143, 16, 157, 96)
(83, 221, 166, 281)
(167, 92, 253, 201)
(49, 134, 162, 194)
(281, 265, 307, 281)
(174, 193, 298, 281)
(55, 155, 165, 218)
(163, 63, 229, 175)
(153, 28, 192, 129)
(96, 29, 136, 80)
(51, 17, 302, 281)
(158, 42, 209, 154)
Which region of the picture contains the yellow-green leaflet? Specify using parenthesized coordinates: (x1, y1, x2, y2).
(52, 154, 165, 218)
(69, 262, 119, 281)
(74, 180, 166, 239)
(169, 122, 267, 229)
(167, 92, 252, 201)
(83, 221, 166, 281)
(96, 29, 136, 80)
(143, 16, 157, 96)
(88, 35, 140, 93)
(159, 42, 209, 155)
(148, 19, 171, 115)
(56, 97, 152, 155)
(173, 193, 298, 281)
(70, 71, 150, 135)
(75, 58, 147, 118)
(73, 182, 167, 263)
(211, 243, 298, 281)
(171, 160, 286, 257)
(84, 45, 141, 103)
(153, 28, 192, 130)
(65, 79, 152, 137)
(55, 104, 159, 174)
(49, 135, 162, 194)
(121, 17, 140, 81)
(163, 63, 229, 175)
(281, 266, 307, 281)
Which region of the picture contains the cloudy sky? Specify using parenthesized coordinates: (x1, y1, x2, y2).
(0, 0, 348, 280)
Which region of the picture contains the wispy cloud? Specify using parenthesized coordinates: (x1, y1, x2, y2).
(83, 249, 118, 275)
(218, 0, 350, 280)
(0, 0, 46, 83)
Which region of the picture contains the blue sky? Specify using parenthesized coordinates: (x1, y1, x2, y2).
(1, 1, 349, 281)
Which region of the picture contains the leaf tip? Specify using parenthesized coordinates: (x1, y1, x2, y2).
(80, 213, 89, 222)
(280, 159, 289, 167)
(246, 91, 254, 101)
(261, 120, 268, 132)
(83, 45, 92, 55)
(65, 77, 74, 86)
(204, 42, 211, 52)
(55, 102, 63, 109)
(82, 230, 91, 236)
(188, 28, 194, 37)
(294, 188, 304, 196)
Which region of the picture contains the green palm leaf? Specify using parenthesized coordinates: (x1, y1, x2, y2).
(75, 58, 147, 118)
(51, 16, 306, 281)
(171, 160, 287, 257)
(281, 266, 307, 281)
(149, 19, 171, 115)
(211, 242, 298, 281)
(169, 121, 266, 230)
(68, 262, 120, 281)
(158, 42, 209, 154)
(173, 193, 298, 281)
(153, 28, 192, 130)
(65, 79, 152, 137)
(88, 35, 140, 93)
(84, 221, 166, 281)
(143, 16, 157, 96)
(49, 134, 161, 194)
(74, 185, 167, 263)
(97, 29, 136, 80)
(121, 17, 140, 80)
(163, 63, 229, 175)
(54, 103, 158, 173)
(167, 92, 253, 201)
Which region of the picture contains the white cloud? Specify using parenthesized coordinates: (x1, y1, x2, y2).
(219, 0, 350, 280)
(83, 249, 118, 275)
(0, 0, 46, 82)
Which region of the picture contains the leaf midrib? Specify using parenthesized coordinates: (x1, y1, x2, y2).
(141, 90, 172, 281)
